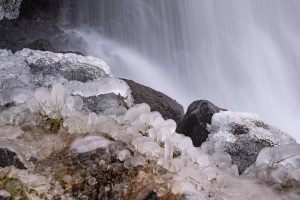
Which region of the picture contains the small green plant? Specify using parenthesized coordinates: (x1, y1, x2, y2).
(47, 116, 65, 132)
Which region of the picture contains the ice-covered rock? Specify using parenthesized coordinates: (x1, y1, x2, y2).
(0, 0, 22, 20)
(245, 144, 300, 187)
(0, 50, 31, 98)
(1, 79, 299, 199)
(16, 48, 111, 81)
(64, 78, 132, 107)
(204, 111, 296, 173)
(0, 49, 133, 111)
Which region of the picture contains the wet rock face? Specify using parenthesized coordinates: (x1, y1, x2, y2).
(176, 100, 225, 146)
(0, 0, 63, 52)
(123, 79, 184, 124)
(24, 39, 56, 52)
(0, 148, 26, 170)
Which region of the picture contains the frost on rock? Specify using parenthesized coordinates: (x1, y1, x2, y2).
(0, 50, 31, 101)
(0, 0, 22, 20)
(204, 111, 296, 173)
(0, 49, 133, 110)
(65, 78, 133, 107)
(1, 83, 300, 199)
(16, 48, 111, 81)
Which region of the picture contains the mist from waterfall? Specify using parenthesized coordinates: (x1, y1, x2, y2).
(57, 0, 300, 141)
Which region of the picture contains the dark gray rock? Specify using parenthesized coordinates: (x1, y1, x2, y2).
(25, 39, 56, 52)
(225, 136, 271, 173)
(176, 100, 225, 147)
(0, 0, 64, 52)
(0, 148, 26, 169)
(82, 93, 127, 113)
(123, 79, 184, 124)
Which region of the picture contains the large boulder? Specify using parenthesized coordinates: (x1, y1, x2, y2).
(203, 111, 296, 173)
(0, 49, 133, 111)
(123, 79, 184, 124)
(176, 100, 224, 146)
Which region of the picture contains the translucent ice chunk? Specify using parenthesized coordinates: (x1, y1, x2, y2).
(117, 149, 131, 161)
(124, 154, 146, 168)
(34, 87, 50, 107)
(124, 103, 151, 122)
(131, 136, 154, 149)
(164, 139, 174, 160)
(27, 97, 40, 113)
(104, 106, 127, 116)
(50, 84, 68, 108)
(88, 112, 97, 126)
(139, 111, 164, 127)
(70, 136, 111, 153)
(137, 141, 162, 157)
(73, 96, 83, 111)
(256, 144, 300, 168)
(0, 126, 24, 139)
(131, 155, 146, 167)
(1, 88, 33, 105)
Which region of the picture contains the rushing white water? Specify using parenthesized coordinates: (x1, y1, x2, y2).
(56, 0, 300, 141)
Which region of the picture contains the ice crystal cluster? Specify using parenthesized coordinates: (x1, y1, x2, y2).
(0, 84, 299, 199)
(27, 83, 83, 119)
(246, 144, 300, 187)
(0, 0, 22, 20)
(0, 49, 133, 108)
(206, 111, 296, 151)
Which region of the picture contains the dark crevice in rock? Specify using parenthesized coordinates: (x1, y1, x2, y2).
(0, 148, 26, 170)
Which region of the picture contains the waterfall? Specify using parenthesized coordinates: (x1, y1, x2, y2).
(57, 0, 300, 140)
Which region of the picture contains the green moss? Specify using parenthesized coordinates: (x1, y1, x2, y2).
(0, 177, 28, 199)
(48, 116, 65, 132)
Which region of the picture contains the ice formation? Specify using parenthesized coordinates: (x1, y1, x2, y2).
(245, 144, 300, 187)
(27, 83, 83, 118)
(0, 84, 299, 199)
(70, 135, 111, 153)
(0, 0, 22, 20)
(0, 49, 133, 108)
(16, 48, 111, 79)
(203, 111, 296, 172)
(206, 111, 296, 149)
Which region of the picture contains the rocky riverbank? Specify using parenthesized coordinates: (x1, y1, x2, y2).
(0, 48, 299, 200)
(1, 1, 300, 199)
